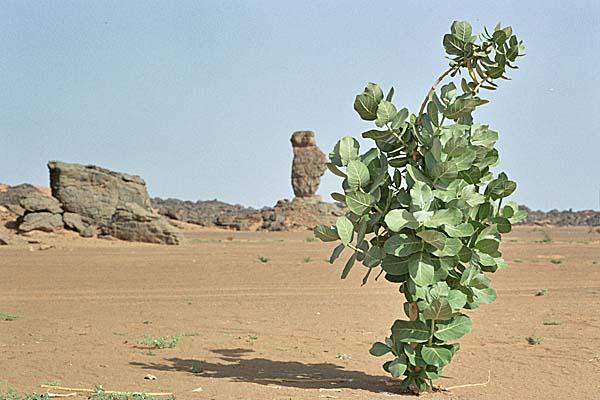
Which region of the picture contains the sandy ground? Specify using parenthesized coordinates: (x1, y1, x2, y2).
(0, 226, 599, 399)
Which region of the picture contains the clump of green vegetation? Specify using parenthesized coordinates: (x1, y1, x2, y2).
(550, 258, 563, 264)
(303, 256, 313, 263)
(543, 320, 562, 326)
(0, 313, 17, 321)
(191, 363, 204, 374)
(88, 387, 174, 400)
(513, 259, 524, 263)
(534, 288, 548, 296)
(240, 334, 259, 343)
(537, 231, 552, 243)
(305, 236, 319, 243)
(0, 388, 50, 400)
(336, 353, 352, 360)
(257, 256, 270, 263)
(526, 336, 543, 345)
(143, 351, 156, 356)
(138, 335, 181, 349)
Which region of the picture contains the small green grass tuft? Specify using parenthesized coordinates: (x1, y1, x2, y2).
(526, 335, 543, 345)
(303, 256, 313, 263)
(536, 231, 552, 243)
(191, 238, 221, 244)
(138, 335, 182, 349)
(534, 288, 548, 296)
(257, 256, 270, 263)
(335, 353, 352, 360)
(305, 236, 318, 243)
(191, 363, 204, 374)
(543, 320, 562, 326)
(178, 331, 200, 337)
(0, 388, 51, 400)
(550, 258, 563, 264)
(241, 334, 258, 343)
(0, 313, 17, 321)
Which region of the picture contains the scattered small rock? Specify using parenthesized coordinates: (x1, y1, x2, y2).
(0, 232, 10, 245)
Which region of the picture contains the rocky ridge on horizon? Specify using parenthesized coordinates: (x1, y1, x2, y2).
(520, 206, 599, 226)
(152, 197, 599, 230)
(152, 196, 344, 231)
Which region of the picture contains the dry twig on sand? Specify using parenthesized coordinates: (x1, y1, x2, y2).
(444, 370, 491, 390)
(40, 385, 174, 397)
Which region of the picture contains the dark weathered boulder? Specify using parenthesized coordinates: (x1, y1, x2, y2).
(48, 161, 181, 244)
(291, 131, 327, 198)
(19, 212, 63, 232)
(101, 203, 181, 245)
(20, 193, 62, 214)
(48, 161, 151, 225)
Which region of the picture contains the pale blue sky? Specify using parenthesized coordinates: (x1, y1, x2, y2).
(1, 1, 598, 210)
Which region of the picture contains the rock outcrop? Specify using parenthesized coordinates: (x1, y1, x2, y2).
(290, 131, 327, 198)
(49, 161, 152, 225)
(48, 161, 181, 244)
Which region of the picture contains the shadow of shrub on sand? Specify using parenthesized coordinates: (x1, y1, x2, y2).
(130, 348, 392, 394)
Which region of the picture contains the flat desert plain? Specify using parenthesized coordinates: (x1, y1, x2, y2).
(1, 226, 599, 399)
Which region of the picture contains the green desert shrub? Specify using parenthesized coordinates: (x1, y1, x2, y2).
(314, 20, 526, 392)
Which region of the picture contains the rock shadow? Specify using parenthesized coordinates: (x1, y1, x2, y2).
(130, 348, 392, 394)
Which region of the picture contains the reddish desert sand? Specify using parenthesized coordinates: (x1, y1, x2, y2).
(0, 226, 599, 399)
